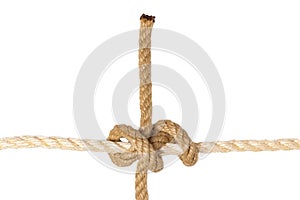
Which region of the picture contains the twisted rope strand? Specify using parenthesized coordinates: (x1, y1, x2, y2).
(139, 14, 154, 129)
(1, 136, 300, 154)
(136, 14, 155, 200)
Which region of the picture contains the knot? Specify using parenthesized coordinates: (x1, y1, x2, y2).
(107, 120, 199, 172)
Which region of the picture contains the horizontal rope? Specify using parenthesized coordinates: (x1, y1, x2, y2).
(1, 136, 300, 154)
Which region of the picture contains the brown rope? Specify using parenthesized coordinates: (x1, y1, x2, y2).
(105, 14, 201, 200)
(139, 14, 154, 200)
(139, 13, 154, 129)
(136, 14, 155, 200)
(107, 14, 200, 200)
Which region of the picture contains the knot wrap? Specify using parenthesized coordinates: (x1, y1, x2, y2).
(150, 120, 199, 166)
(107, 120, 199, 172)
(107, 124, 163, 172)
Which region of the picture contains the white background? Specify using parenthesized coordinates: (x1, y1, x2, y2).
(1, 1, 300, 199)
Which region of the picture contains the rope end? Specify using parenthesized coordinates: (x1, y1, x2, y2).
(140, 13, 155, 23)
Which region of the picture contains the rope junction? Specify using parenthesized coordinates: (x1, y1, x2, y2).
(1, 14, 300, 200)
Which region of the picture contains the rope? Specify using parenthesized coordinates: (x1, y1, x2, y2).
(1, 14, 300, 200)
(1, 135, 300, 153)
(139, 14, 153, 130)
(134, 14, 156, 200)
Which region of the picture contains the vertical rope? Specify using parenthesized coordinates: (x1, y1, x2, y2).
(139, 14, 154, 129)
(136, 14, 155, 200)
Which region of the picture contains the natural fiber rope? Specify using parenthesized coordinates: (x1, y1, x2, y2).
(1, 135, 300, 153)
(135, 14, 155, 200)
(139, 14, 153, 130)
(1, 14, 300, 200)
